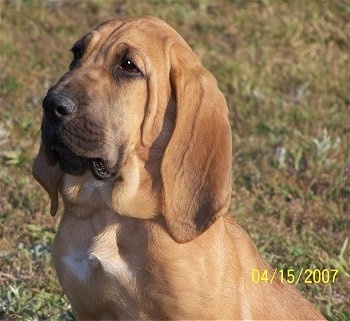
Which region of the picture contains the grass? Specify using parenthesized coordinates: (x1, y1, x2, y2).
(0, 0, 349, 320)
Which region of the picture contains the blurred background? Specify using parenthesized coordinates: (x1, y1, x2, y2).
(0, 0, 349, 320)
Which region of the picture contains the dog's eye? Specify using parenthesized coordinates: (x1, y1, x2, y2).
(119, 56, 140, 74)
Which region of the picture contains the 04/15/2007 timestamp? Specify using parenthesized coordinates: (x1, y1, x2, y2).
(251, 268, 339, 284)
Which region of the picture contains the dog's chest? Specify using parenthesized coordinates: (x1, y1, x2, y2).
(54, 223, 142, 316)
(62, 245, 134, 284)
(62, 225, 135, 283)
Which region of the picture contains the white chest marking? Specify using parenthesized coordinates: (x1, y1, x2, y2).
(91, 249, 135, 281)
(63, 252, 91, 282)
(62, 249, 134, 284)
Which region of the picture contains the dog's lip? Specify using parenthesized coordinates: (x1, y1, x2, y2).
(43, 140, 58, 166)
(41, 128, 122, 180)
(51, 141, 116, 180)
(50, 141, 89, 176)
(90, 158, 112, 180)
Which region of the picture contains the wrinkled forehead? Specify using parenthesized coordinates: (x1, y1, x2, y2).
(73, 17, 189, 64)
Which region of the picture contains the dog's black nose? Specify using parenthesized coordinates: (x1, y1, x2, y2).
(43, 92, 76, 121)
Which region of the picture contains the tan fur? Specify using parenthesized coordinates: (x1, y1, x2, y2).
(33, 16, 325, 320)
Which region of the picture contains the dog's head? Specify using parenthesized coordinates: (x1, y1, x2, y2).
(33, 16, 232, 243)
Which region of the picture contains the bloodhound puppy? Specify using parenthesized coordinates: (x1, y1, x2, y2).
(33, 16, 325, 320)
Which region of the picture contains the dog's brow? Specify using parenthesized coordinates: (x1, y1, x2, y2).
(71, 32, 93, 52)
(89, 23, 130, 64)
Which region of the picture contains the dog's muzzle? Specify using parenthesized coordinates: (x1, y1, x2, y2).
(41, 92, 112, 180)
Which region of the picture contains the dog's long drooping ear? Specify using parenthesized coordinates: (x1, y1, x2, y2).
(32, 143, 63, 216)
(161, 44, 232, 243)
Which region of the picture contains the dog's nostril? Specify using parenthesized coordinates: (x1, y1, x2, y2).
(55, 101, 75, 117)
(43, 93, 76, 119)
(53, 95, 76, 118)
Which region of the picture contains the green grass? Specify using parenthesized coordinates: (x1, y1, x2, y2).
(0, 0, 349, 320)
